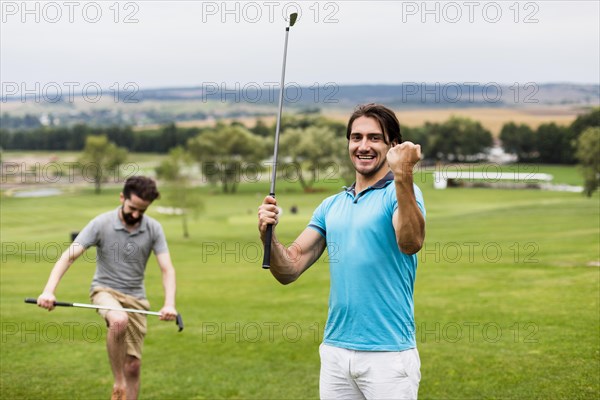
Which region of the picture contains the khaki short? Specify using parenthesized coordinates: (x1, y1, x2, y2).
(90, 287, 151, 360)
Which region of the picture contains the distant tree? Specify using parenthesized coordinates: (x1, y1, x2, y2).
(428, 117, 493, 161)
(159, 123, 179, 151)
(500, 122, 537, 162)
(536, 123, 574, 164)
(250, 119, 272, 138)
(79, 135, 127, 194)
(334, 137, 357, 186)
(155, 146, 203, 237)
(141, 123, 208, 154)
(575, 127, 600, 197)
(229, 120, 246, 128)
(0, 114, 43, 130)
(570, 108, 600, 137)
(104, 125, 134, 149)
(280, 114, 333, 132)
(298, 107, 321, 115)
(280, 126, 345, 191)
(70, 124, 92, 150)
(316, 116, 346, 138)
(402, 125, 430, 155)
(271, 114, 350, 186)
(188, 124, 268, 193)
(0, 129, 9, 149)
(533, 109, 599, 165)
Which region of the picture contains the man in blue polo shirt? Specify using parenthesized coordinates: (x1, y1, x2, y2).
(258, 103, 425, 399)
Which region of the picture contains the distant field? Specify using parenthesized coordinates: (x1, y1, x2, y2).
(133, 105, 585, 137)
(324, 106, 584, 136)
(0, 98, 247, 116)
(137, 115, 278, 131)
(1, 171, 598, 399)
(2, 101, 585, 136)
(399, 106, 581, 135)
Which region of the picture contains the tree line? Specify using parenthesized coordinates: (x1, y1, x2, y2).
(498, 109, 599, 164)
(2, 109, 597, 164)
(2, 108, 598, 197)
(0, 123, 204, 153)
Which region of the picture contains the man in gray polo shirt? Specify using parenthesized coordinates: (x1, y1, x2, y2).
(37, 176, 178, 400)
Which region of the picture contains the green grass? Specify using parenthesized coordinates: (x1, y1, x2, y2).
(1, 167, 599, 399)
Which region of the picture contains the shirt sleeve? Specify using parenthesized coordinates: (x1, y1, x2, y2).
(307, 200, 327, 238)
(151, 221, 169, 255)
(73, 217, 101, 249)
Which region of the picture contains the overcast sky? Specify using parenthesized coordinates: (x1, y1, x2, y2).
(1, 0, 599, 91)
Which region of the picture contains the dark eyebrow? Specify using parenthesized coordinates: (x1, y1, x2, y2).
(350, 132, 384, 138)
(127, 204, 147, 212)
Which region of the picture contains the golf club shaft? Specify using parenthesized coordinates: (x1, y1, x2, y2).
(25, 298, 184, 331)
(269, 27, 290, 197)
(25, 297, 160, 315)
(263, 24, 292, 270)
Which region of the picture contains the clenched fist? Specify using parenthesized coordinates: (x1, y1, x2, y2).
(37, 292, 57, 311)
(387, 141, 421, 177)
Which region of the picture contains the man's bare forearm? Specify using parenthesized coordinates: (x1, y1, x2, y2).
(394, 174, 425, 254)
(261, 229, 325, 284)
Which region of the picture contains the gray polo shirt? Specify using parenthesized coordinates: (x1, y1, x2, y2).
(74, 207, 169, 299)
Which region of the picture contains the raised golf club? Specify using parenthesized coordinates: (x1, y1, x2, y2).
(25, 297, 184, 332)
(263, 12, 298, 269)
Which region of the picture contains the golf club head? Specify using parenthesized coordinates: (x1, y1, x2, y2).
(289, 13, 298, 27)
(176, 314, 184, 332)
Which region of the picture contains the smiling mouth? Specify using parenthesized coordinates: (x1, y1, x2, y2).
(356, 155, 375, 160)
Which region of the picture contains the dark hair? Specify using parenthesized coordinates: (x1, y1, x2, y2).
(123, 176, 160, 202)
(346, 103, 402, 145)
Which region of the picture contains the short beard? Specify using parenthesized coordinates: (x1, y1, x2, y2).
(354, 158, 388, 179)
(121, 206, 142, 225)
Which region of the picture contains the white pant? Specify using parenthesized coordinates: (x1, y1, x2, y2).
(319, 343, 421, 400)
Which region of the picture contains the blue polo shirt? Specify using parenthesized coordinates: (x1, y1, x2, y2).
(308, 171, 425, 351)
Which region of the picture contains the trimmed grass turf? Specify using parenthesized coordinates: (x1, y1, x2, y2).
(1, 169, 598, 399)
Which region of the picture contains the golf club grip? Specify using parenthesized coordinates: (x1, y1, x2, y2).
(176, 314, 184, 332)
(262, 224, 273, 269)
(24, 298, 73, 307)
